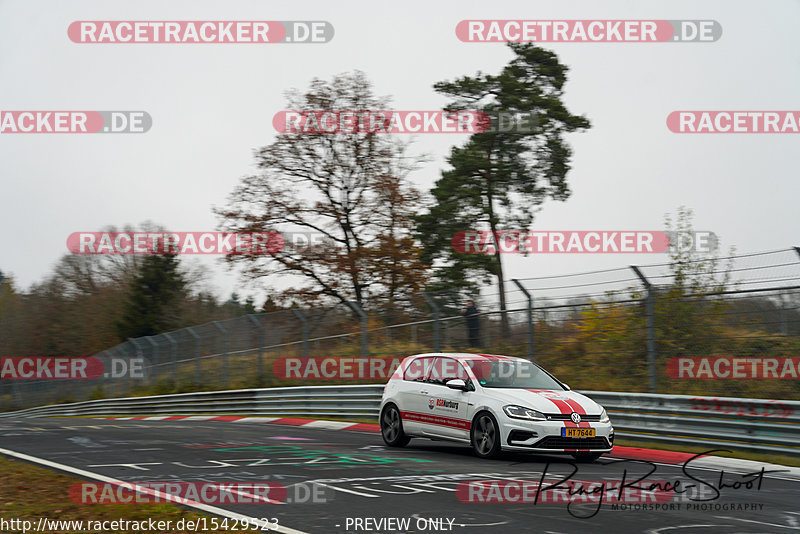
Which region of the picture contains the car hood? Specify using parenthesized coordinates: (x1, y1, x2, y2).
(481, 388, 603, 415)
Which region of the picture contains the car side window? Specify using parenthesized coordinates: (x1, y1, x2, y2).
(428, 357, 469, 385)
(404, 357, 433, 382)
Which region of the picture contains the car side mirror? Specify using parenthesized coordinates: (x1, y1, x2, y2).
(445, 379, 468, 391)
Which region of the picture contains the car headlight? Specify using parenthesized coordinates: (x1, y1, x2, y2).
(599, 408, 610, 423)
(503, 405, 547, 421)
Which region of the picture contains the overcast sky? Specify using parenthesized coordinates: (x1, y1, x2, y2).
(1, 0, 798, 303)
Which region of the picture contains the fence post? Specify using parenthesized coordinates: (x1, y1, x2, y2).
(187, 327, 201, 385)
(213, 321, 229, 387)
(512, 279, 534, 362)
(144, 336, 158, 384)
(631, 266, 657, 393)
(247, 315, 265, 377)
(422, 292, 440, 353)
(163, 332, 178, 383)
(344, 302, 368, 357)
(128, 338, 145, 387)
(292, 310, 309, 358)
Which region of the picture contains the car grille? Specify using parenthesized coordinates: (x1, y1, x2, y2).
(532, 436, 611, 450)
(545, 414, 601, 422)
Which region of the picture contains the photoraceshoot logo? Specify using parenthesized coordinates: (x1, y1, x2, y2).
(0, 111, 151, 134)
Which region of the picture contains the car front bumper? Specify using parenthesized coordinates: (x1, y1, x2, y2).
(498, 417, 614, 452)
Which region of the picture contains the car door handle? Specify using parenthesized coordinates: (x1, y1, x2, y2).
(420, 390, 429, 395)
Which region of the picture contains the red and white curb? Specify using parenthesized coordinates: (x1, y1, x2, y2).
(100, 415, 800, 477)
(105, 415, 380, 432)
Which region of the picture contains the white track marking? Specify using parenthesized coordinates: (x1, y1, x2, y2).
(647, 525, 730, 534)
(0, 447, 306, 534)
(301, 420, 358, 430)
(715, 516, 800, 530)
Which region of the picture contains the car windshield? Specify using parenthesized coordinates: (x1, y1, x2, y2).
(465, 359, 566, 389)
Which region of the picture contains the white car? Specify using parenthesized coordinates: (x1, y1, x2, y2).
(379, 353, 613, 461)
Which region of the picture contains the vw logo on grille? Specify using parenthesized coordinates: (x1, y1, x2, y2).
(570, 412, 581, 424)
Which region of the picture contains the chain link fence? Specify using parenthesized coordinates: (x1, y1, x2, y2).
(2, 248, 800, 410)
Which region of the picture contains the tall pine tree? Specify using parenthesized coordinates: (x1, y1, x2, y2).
(115, 254, 186, 340)
(417, 43, 591, 334)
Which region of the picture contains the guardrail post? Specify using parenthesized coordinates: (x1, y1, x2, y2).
(187, 327, 201, 385)
(344, 302, 368, 357)
(422, 292, 440, 352)
(631, 266, 657, 393)
(213, 321, 229, 387)
(163, 332, 177, 383)
(248, 315, 265, 376)
(292, 309, 309, 358)
(512, 279, 534, 362)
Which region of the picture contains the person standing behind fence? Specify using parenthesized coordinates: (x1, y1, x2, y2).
(461, 299, 481, 348)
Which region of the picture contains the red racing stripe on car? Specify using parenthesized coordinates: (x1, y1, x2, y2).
(526, 390, 576, 429)
(477, 353, 513, 361)
(563, 398, 592, 429)
(401, 411, 471, 430)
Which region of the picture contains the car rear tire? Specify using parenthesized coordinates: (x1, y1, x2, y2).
(571, 451, 604, 462)
(380, 404, 410, 447)
(471, 412, 501, 459)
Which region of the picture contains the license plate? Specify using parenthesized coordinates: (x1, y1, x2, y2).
(562, 428, 595, 438)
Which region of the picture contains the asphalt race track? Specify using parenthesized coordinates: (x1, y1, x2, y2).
(1, 417, 799, 534)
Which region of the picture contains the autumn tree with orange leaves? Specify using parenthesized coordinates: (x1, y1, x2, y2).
(216, 72, 429, 314)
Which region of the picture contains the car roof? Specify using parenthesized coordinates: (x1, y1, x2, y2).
(403, 352, 528, 363)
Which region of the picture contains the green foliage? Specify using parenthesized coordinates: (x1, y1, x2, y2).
(417, 43, 591, 305)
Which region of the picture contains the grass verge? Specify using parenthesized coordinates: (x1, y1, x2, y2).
(0, 457, 256, 533)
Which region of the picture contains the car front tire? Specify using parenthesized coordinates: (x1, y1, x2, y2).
(471, 411, 501, 459)
(380, 404, 411, 447)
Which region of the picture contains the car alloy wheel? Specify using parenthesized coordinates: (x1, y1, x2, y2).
(471, 412, 501, 458)
(380, 404, 410, 447)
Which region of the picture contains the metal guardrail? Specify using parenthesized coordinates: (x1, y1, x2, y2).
(0, 385, 385, 419)
(2, 386, 799, 457)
